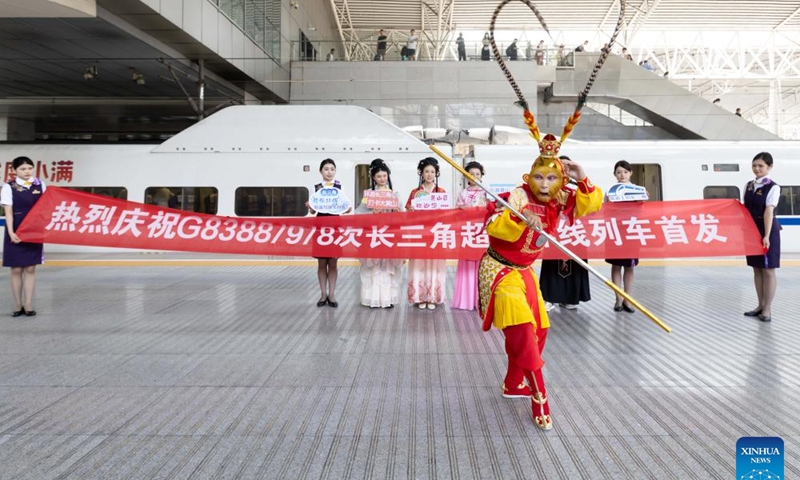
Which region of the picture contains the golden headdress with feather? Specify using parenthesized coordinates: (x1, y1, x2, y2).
(489, 0, 626, 200)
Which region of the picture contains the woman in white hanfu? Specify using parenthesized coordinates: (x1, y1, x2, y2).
(356, 159, 405, 308)
(405, 157, 448, 310)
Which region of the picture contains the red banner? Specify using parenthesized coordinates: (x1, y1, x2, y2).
(16, 187, 764, 260)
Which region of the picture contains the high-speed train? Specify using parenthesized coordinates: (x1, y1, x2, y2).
(1, 105, 798, 253)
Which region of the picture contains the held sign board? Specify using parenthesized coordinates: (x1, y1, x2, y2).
(607, 183, 649, 202)
(309, 187, 351, 214)
(411, 192, 450, 210)
(364, 190, 399, 210)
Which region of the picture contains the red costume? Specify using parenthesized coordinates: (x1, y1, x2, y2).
(478, 134, 603, 430)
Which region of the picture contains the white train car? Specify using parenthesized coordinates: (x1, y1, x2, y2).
(0, 105, 456, 253)
(1, 104, 798, 254)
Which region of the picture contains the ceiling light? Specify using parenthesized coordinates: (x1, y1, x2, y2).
(131, 70, 146, 85)
(83, 65, 98, 80)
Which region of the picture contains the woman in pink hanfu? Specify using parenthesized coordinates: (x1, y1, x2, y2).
(405, 157, 447, 310)
(451, 161, 488, 310)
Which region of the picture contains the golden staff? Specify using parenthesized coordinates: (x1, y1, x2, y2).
(429, 144, 672, 334)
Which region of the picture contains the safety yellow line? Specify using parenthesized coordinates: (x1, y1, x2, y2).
(42, 259, 800, 267)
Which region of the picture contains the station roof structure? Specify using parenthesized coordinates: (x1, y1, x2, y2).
(0, 0, 280, 141)
(331, 0, 800, 138)
(332, 0, 800, 31)
(1, 0, 799, 140)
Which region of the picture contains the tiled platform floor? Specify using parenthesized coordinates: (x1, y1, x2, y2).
(0, 259, 798, 479)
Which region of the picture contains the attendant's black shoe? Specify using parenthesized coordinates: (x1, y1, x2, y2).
(613, 305, 623, 312)
(11, 307, 24, 317)
(384, 304, 394, 309)
(621, 303, 635, 313)
(758, 315, 772, 323)
(317, 297, 328, 307)
(24, 309, 36, 317)
(743, 309, 762, 317)
(327, 300, 338, 308)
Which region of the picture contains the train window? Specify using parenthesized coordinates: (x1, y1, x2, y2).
(630, 164, 662, 201)
(703, 186, 740, 200)
(144, 187, 218, 214)
(776, 185, 799, 216)
(68, 187, 128, 200)
(712, 164, 740, 172)
(235, 187, 309, 217)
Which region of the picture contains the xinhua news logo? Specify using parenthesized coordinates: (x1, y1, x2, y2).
(737, 437, 783, 479)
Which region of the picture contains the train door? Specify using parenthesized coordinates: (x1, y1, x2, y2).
(355, 163, 371, 205)
(630, 163, 662, 201)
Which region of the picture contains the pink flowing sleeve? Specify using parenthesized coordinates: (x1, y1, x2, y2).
(456, 189, 468, 208)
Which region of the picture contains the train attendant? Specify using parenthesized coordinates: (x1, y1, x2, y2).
(356, 159, 405, 308)
(405, 157, 447, 310)
(605, 160, 639, 313)
(450, 161, 487, 310)
(2, 156, 46, 317)
(478, 135, 603, 430)
(308, 158, 349, 308)
(743, 152, 781, 323)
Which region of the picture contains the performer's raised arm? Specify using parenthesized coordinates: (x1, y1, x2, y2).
(560, 156, 603, 219)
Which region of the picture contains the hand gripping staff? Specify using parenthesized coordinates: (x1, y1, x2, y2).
(428, 145, 671, 333)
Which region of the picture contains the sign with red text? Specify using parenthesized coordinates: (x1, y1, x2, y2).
(16, 187, 764, 260)
(4, 160, 74, 183)
(364, 190, 399, 210)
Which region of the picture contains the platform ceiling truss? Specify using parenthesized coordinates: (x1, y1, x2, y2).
(638, 34, 800, 81)
(420, 0, 456, 61)
(332, 0, 456, 61)
(330, 0, 800, 33)
(620, 0, 661, 46)
(625, 31, 800, 138)
(328, 0, 800, 138)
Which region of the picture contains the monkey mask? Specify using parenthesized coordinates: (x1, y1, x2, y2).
(522, 133, 566, 203)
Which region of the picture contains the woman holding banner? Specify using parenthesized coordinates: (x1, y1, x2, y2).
(451, 161, 487, 310)
(405, 158, 448, 310)
(605, 160, 643, 313)
(308, 158, 349, 308)
(356, 159, 405, 308)
(2, 156, 46, 317)
(743, 152, 781, 323)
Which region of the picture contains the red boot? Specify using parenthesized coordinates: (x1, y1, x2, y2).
(527, 370, 552, 430)
(502, 362, 531, 398)
(502, 382, 532, 398)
